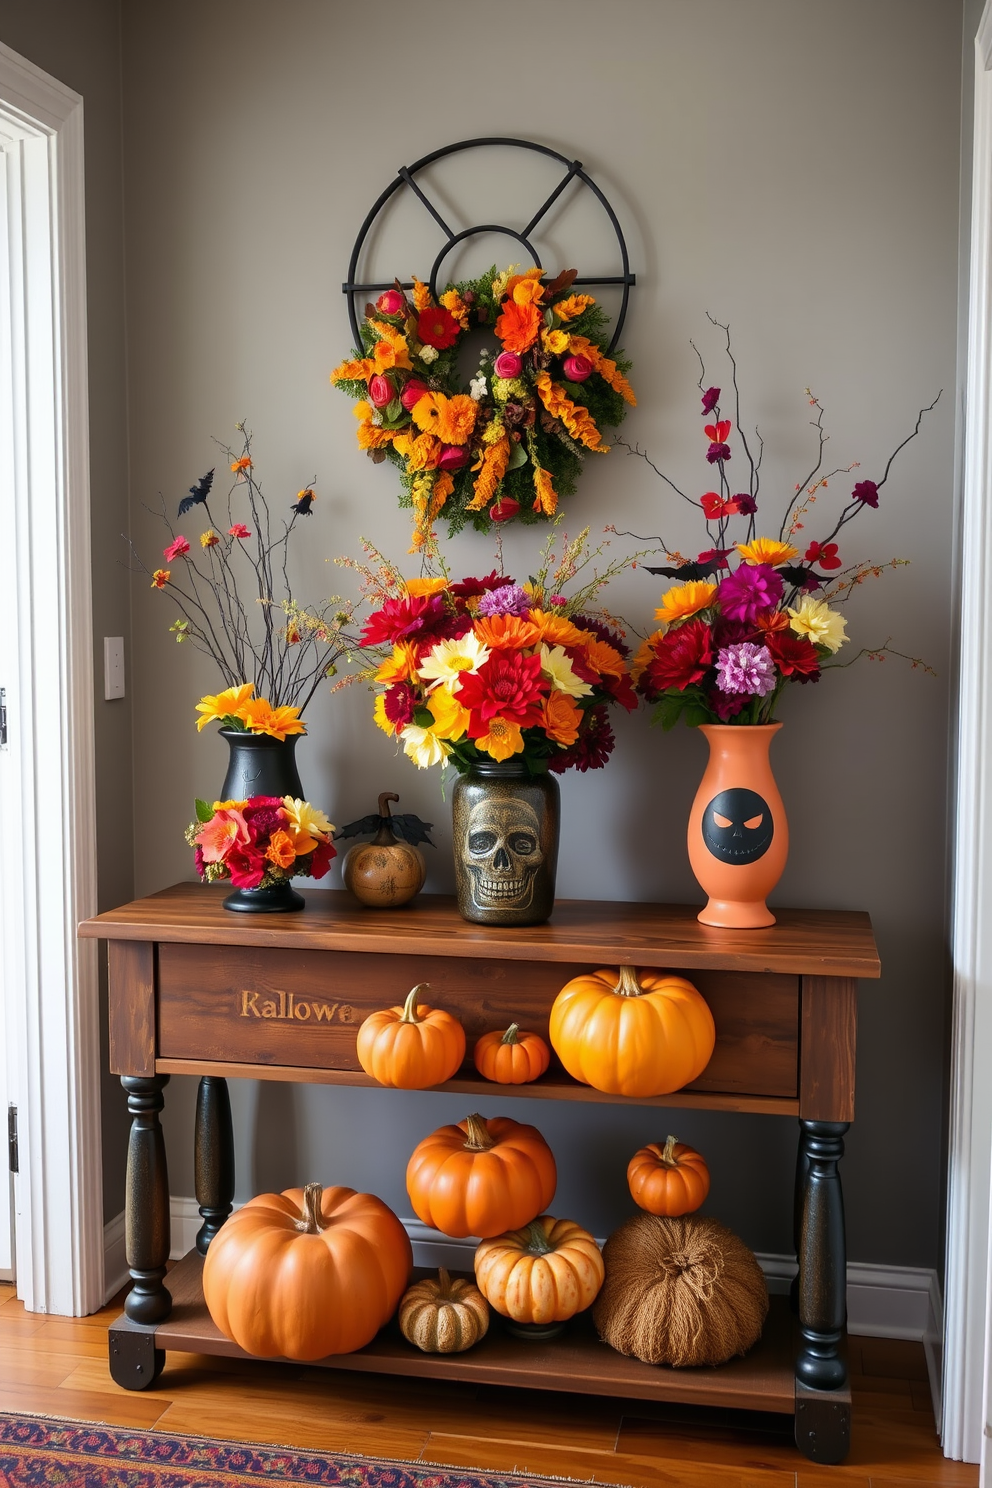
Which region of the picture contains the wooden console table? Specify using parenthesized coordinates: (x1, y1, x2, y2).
(79, 883, 880, 1465)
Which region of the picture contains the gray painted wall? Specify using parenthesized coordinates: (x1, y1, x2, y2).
(0, 0, 132, 1222)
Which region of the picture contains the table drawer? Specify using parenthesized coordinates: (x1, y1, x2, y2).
(156, 943, 798, 1098)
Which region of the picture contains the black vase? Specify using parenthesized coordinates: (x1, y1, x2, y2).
(223, 881, 305, 914)
(451, 761, 560, 926)
(219, 728, 304, 803)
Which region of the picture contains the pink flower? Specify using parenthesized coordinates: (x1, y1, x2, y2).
(163, 535, 190, 561)
(563, 355, 593, 382)
(701, 387, 721, 415)
(494, 351, 522, 379)
(717, 563, 783, 623)
(368, 374, 394, 408)
(194, 808, 250, 864)
(438, 444, 470, 471)
(229, 524, 251, 539)
(400, 378, 430, 412)
(715, 642, 777, 697)
(376, 289, 405, 316)
(489, 496, 520, 523)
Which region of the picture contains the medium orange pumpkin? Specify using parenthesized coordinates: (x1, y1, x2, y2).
(474, 1215, 605, 1324)
(627, 1135, 711, 1216)
(406, 1113, 557, 1239)
(202, 1183, 412, 1360)
(473, 1024, 551, 1085)
(549, 965, 715, 1097)
(357, 983, 465, 1088)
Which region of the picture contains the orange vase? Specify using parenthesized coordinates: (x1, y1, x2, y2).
(687, 724, 788, 929)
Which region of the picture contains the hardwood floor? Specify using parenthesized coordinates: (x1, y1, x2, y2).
(0, 1279, 977, 1487)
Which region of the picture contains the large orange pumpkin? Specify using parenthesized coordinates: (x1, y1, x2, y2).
(549, 965, 715, 1097)
(202, 1183, 412, 1360)
(474, 1215, 605, 1324)
(406, 1113, 557, 1238)
(357, 983, 465, 1088)
(627, 1135, 711, 1216)
(473, 1024, 550, 1085)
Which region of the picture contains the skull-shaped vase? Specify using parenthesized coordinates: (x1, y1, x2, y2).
(452, 762, 560, 925)
(687, 723, 788, 928)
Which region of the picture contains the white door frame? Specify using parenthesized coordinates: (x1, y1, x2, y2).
(0, 42, 103, 1315)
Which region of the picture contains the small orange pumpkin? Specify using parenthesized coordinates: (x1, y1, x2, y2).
(549, 965, 715, 1097)
(627, 1135, 711, 1216)
(357, 983, 465, 1088)
(475, 1215, 605, 1324)
(473, 1024, 551, 1085)
(406, 1113, 557, 1239)
(202, 1183, 412, 1360)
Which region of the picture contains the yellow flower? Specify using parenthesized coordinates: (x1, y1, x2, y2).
(427, 686, 471, 741)
(788, 596, 848, 654)
(195, 683, 255, 732)
(238, 698, 307, 740)
(418, 633, 490, 691)
(278, 798, 332, 855)
(405, 577, 449, 598)
(475, 716, 524, 762)
(400, 724, 450, 769)
(654, 581, 718, 626)
(200, 530, 219, 549)
(540, 643, 594, 698)
(375, 641, 421, 685)
(373, 693, 395, 736)
(211, 799, 248, 811)
(541, 329, 570, 356)
(736, 537, 800, 567)
(151, 569, 170, 588)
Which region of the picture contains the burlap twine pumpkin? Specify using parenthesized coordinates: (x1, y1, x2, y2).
(593, 1213, 768, 1367)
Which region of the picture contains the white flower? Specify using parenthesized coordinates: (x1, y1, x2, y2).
(478, 349, 491, 362)
(370, 410, 383, 426)
(540, 643, 594, 698)
(787, 596, 848, 654)
(417, 633, 491, 691)
(469, 376, 488, 401)
(399, 725, 449, 769)
(419, 345, 439, 365)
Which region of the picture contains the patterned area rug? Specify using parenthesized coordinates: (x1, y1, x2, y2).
(0, 1413, 581, 1488)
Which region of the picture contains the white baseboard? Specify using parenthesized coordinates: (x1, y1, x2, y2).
(102, 1209, 128, 1302)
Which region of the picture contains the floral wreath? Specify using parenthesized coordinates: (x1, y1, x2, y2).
(331, 266, 635, 550)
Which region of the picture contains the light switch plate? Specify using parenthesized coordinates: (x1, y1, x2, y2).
(103, 637, 125, 700)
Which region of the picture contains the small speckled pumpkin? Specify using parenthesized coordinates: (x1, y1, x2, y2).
(342, 793, 428, 908)
(398, 1267, 489, 1353)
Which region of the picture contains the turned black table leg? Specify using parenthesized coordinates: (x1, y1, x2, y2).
(195, 1075, 235, 1254)
(790, 1134, 809, 1313)
(796, 1119, 849, 1390)
(122, 1074, 172, 1325)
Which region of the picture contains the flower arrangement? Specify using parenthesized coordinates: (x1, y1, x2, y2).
(187, 794, 336, 890)
(331, 267, 635, 549)
(628, 323, 938, 727)
(342, 526, 641, 775)
(131, 424, 362, 717)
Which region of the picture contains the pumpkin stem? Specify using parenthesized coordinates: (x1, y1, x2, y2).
(378, 792, 398, 819)
(661, 1135, 679, 1167)
(614, 964, 643, 998)
(436, 1266, 452, 1295)
(400, 984, 428, 1023)
(298, 1182, 326, 1234)
(463, 1113, 497, 1151)
(523, 1218, 553, 1255)
(501, 1023, 520, 1045)
(373, 793, 400, 847)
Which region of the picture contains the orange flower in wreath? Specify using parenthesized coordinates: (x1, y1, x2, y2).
(436, 394, 478, 446)
(495, 300, 542, 354)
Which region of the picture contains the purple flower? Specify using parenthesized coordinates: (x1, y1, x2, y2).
(476, 583, 532, 618)
(733, 493, 758, 515)
(717, 563, 783, 623)
(716, 642, 777, 697)
(701, 387, 721, 415)
(852, 479, 879, 507)
(706, 442, 732, 464)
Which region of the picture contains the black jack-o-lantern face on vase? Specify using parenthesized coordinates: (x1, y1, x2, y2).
(701, 788, 774, 866)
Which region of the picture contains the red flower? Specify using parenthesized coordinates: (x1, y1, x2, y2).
(383, 681, 416, 729)
(704, 421, 732, 444)
(449, 571, 507, 600)
(644, 619, 714, 695)
(700, 491, 741, 519)
(547, 706, 615, 773)
(706, 442, 732, 464)
(765, 631, 821, 681)
(226, 845, 267, 889)
(852, 479, 879, 507)
(241, 802, 287, 843)
(700, 387, 721, 415)
(603, 669, 638, 712)
(229, 523, 251, 539)
(712, 688, 748, 721)
(361, 593, 451, 646)
(417, 307, 460, 350)
(489, 496, 521, 523)
(309, 837, 337, 879)
(697, 548, 733, 571)
(457, 651, 547, 729)
(805, 540, 842, 570)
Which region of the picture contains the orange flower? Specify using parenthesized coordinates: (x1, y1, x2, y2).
(582, 636, 627, 678)
(330, 354, 375, 384)
(150, 569, 170, 588)
(230, 456, 252, 475)
(495, 299, 542, 354)
(237, 699, 307, 740)
(410, 470, 454, 553)
(655, 581, 718, 625)
(440, 289, 471, 329)
(405, 577, 449, 598)
(265, 829, 297, 870)
(631, 636, 658, 685)
(474, 716, 524, 762)
(506, 268, 544, 303)
(755, 609, 791, 633)
(375, 640, 421, 684)
(553, 294, 595, 322)
(532, 466, 558, 516)
(542, 691, 583, 746)
(567, 335, 636, 406)
(472, 613, 541, 650)
(535, 373, 608, 451)
(466, 434, 510, 511)
(354, 401, 395, 451)
(511, 277, 545, 307)
(436, 394, 477, 446)
(411, 392, 445, 434)
(528, 610, 589, 648)
(393, 429, 441, 471)
(412, 277, 432, 311)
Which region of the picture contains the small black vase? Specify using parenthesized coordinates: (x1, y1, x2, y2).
(219, 728, 304, 803)
(223, 881, 305, 914)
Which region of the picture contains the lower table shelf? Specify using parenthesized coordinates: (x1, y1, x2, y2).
(112, 1248, 814, 1416)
